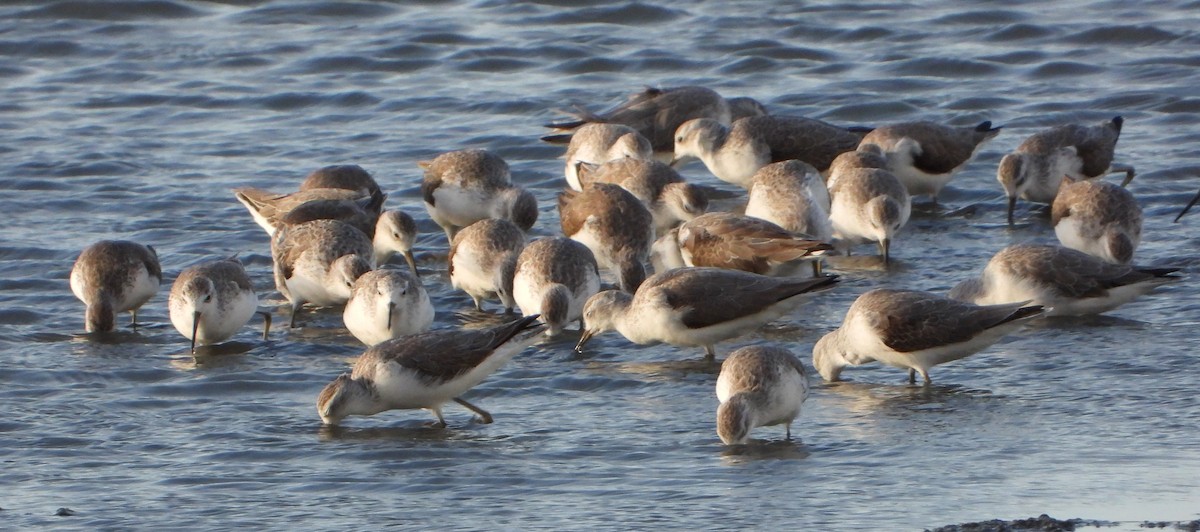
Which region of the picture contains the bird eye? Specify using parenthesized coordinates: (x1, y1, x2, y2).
(676, 136, 683, 143)
(393, 232, 400, 239)
(204, 295, 212, 303)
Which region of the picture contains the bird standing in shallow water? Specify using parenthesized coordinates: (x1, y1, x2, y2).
(316, 314, 545, 427)
(560, 123, 653, 191)
(509, 237, 601, 337)
(420, 149, 538, 242)
(812, 289, 1044, 385)
(716, 345, 810, 445)
(859, 120, 1001, 202)
(343, 269, 433, 346)
(576, 268, 838, 361)
(169, 257, 271, 353)
(1052, 177, 1142, 264)
(827, 147, 911, 264)
(558, 182, 653, 293)
(998, 116, 1133, 224)
(70, 240, 162, 333)
(448, 218, 527, 313)
(948, 244, 1179, 316)
(271, 219, 374, 327)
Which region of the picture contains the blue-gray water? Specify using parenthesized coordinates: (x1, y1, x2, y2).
(2, 1, 1199, 529)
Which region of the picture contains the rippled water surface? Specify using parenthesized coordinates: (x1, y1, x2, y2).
(2, 1, 1199, 529)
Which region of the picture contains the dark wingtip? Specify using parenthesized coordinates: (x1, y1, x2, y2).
(540, 133, 573, 144)
(1112, 115, 1124, 130)
(1138, 267, 1182, 278)
(1009, 305, 1046, 322)
(976, 120, 1001, 132)
(544, 119, 585, 131)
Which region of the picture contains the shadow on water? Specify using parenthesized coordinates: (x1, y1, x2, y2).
(720, 438, 811, 463)
(819, 379, 995, 415)
(316, 420, 493, 442)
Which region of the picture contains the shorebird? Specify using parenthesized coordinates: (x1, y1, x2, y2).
(813, 289, 1045, 385)
(543, 86, 740, 161)
(371, 210, 419, 275)
(233, 186, 383, 236)
(420, 149, 538, 242)
(317, 314, 545, 427)
(299, 164, 382, 197)
(509, 237, 601, 337)
(576, 158, 708, 233)
(271, 219, 374, 327)
(716, 345, 810, 445)
(744, 160, 832, 241)
(343, 269, 434, 346)
(70, 240, 162, 333)
(727, 96, 769, 121)
(1052, 177, 1142, 264)
(998, 116, 1134, 224)
(672, 115, 870, 189)
(827, 157, 911, 263)
(576, 268, 839, 361)
(948, 244, 1179, 316)
(168, 257, 271, 353)
(650, 212, 831, 277)
(858, 120, 1001, 201)
(561, 123, 653, 191)
(826, 143, 889, 189)
(558, 182, 653, 293)
(448, 219, 527, 313)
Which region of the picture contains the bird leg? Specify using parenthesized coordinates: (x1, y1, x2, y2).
(255, 310, 272, 340)
(288, 302, 303, 328)
(453, 397, 494, 424)
(129, 309, 140, 328)
(908, 369, 916, 385)
(704, 344, 717, 363)
(427, 407, 448, 428)
(1110, 164, 1136, 188)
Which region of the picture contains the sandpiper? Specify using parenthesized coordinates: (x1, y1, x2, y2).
(299, 164, 382, 197)
(271, 219, 374, 327)
(509, 237, 601, 337)
(858, 120, 1001, 201)
(168, 257, 271, 353)
(744, 160, 832, 241)
(998, 116, 1134, 224)
(317, 314, 545, 427)
(813, 289, 1045, 385)
(558, 182, 653, 293)
(576, 268, 839, 361)
(716, 345, 810, 445)
(1052, 177, 1142, 264)
(827, 157, 911, 263)
(343, 269, 433, 346)
(544, 86, 739, 161)
(420, 149, 538, 242)
(672, 115, 869, 189)
(576, 158, 708, 233)
(70, 240, 162, 333)
(561, 123, 653, 191)
(948, 244, 1179, 316)
(650, 212, 831, 277)
(371, 210, 419, 275)
(233, 186, 383, 236)
(448, 219, 527, 313)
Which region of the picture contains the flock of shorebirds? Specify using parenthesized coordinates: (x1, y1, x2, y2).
(68, 85, 1187, 445)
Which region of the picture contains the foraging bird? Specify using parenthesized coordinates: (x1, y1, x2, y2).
(650, 212, 831, 277)
(299, 164, 382, 197)
(827, 152, 911, 264)
(509, 237, 601, 337)
(561, 123, 653, 191)
(576, 158, 708, 234)
(271, 219, 374, 327)
(420, 149, 538, 242)
(672, 114, 869, 189)
(168, 257, 271, 353)
(1052, 177, 1142, 264)
(448, 219, 527, 313)
(558, 183, 653, 293)
(744, 160, 832, 241)
(998, 116, 1134, 224)
(70, 240, 162, 333)
(343, 269, 434, 346)
(948, 244, 1179, 316)
(716, 345, 810, 445)
(812, 289, 1044, 385)
(859, 120, 1001, 201)
(316, 315, 545, 427)
(576, 268, 839, 361)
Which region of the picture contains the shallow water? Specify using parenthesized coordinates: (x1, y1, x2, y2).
(2, 1, 1199, 529)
